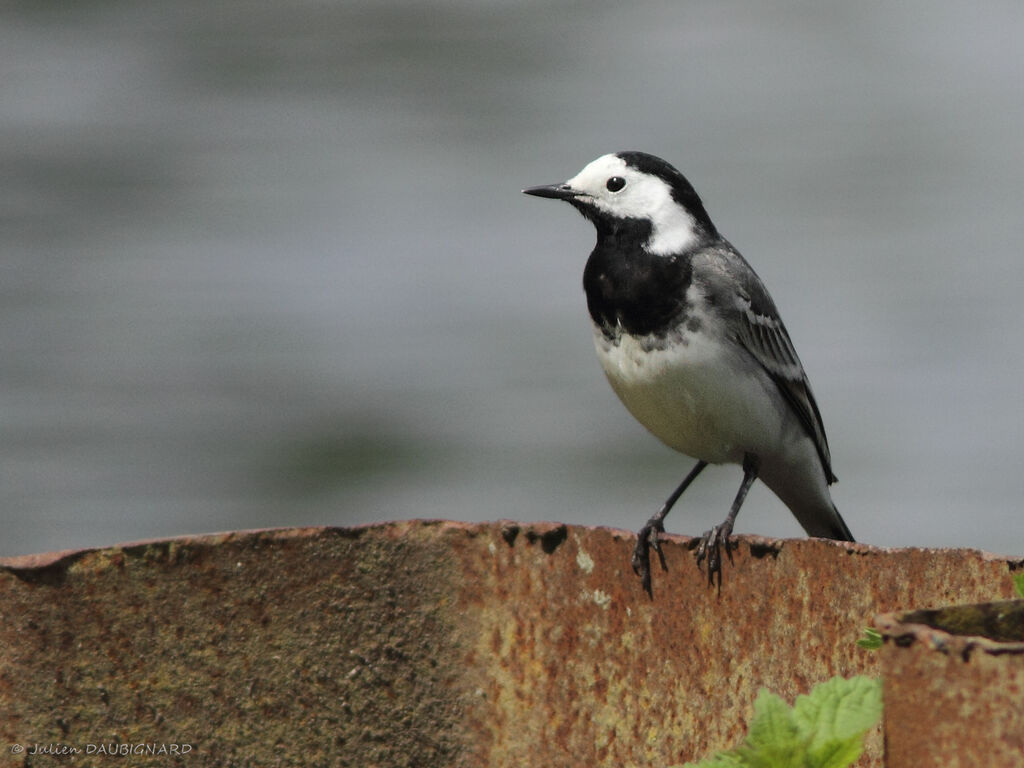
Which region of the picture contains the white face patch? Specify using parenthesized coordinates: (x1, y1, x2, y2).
(565, 154, 699, 255)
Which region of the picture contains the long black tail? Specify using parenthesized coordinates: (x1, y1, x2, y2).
(822, 503, 855, 542)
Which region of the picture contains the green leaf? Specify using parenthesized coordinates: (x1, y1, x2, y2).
(792, 676, 883, 768)
(1012, 571, 1024, 599)
(737, 690, 804, 768)
(792, 676, 882, 742)
(856, 627, 883, 650)
(681, 676, 883, 768)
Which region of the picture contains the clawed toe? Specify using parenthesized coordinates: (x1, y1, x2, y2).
(694, 523, 736, 585)
(632, 520, 667, 596)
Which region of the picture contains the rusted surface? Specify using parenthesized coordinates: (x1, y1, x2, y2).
(451, 525, 1019, 767)
(875, 601, 1024, 768)
(0, 521, 1020, 767)
(0, 525, 476, 768)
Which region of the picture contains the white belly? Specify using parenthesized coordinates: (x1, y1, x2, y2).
(593, 326, 786, 465)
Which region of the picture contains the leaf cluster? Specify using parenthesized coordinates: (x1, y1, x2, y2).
(679, 676, 882, 768)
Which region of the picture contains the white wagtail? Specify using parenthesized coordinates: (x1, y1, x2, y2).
(523, 151, 854, 591)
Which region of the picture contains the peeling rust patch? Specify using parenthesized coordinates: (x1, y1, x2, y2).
(523, 523, 568, 554)
(498, 521, 520, 547)
(748, 540, 783, 560)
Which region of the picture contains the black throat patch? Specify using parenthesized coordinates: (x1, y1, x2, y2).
(582, 218, 695, 341)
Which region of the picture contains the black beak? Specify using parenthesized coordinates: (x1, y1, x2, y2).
(522, 183, 578, 200)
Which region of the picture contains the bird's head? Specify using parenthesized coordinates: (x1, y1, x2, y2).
(523, 151, 718, 255)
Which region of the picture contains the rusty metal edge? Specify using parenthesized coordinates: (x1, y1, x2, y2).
(874, 611, 1024, 657)
(2, 519, 1021, 574)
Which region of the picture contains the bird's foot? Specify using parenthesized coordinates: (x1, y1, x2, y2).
(631, 516, 668, 596)
(694, 521, 736, 586)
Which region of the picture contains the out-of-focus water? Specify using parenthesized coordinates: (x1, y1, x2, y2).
(3, 0, 1024, 558)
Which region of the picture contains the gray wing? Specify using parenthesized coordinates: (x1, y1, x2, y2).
(735, 295, 837, 484)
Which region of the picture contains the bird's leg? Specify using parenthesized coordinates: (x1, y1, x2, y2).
(632, 460, 708, 595)
(696, 453, 759, 586)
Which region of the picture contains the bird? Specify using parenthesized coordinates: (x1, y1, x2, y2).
(523, 151, 854, 591)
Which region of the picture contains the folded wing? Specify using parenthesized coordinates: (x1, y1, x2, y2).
(735, 296, 837, 484)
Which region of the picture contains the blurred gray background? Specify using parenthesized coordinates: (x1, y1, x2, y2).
(3, 0, 1023, 558)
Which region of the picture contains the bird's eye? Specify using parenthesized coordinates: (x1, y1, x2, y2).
(605, 176, 626, 192)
